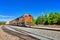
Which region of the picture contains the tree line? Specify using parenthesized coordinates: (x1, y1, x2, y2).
(0, 22, 5, 25)
(32, 12, 60, 26)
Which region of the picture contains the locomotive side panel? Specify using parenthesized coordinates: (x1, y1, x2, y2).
(18, 17, 25, 26)
(9, 21, 14, 25)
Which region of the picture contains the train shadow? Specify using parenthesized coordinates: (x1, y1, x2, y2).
(1, 26, 39, 40)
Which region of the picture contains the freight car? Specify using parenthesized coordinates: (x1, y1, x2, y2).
(7, 14, 33, 27)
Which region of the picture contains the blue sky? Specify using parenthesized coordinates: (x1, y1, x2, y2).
(0, 0, 60, 21)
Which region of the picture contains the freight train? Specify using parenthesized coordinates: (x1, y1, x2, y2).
(6, 14, 33, 27)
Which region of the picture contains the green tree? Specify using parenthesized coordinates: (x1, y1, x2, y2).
(32, 12, 60, 25)
(48, 12, 54, 24)
(55, 12, 60, 24)
(36, 16, 41, 25)
(43, 13, 48, 24)
(48, 12, 60, 25)
(0, 22, 5, 25)
(52, 12, 59, 24)
(41, 14, 44, 24)
(32, 18, 36, 26)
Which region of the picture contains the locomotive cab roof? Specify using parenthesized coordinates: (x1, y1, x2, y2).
(23, 14, 32, 17)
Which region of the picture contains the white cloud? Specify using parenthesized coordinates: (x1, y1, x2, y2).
(0, 15, 15, 21)
(0, 18, 14, 22)
(0, 15, 14, 18)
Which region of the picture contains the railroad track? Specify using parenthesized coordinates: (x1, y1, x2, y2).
(3, 25, 60, 40)
(2, 26, 39, 40)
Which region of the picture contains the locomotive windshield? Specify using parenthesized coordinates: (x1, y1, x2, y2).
(29, 15, 32, 17)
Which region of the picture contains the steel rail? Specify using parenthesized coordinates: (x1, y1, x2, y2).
(5, 25, 54, 40)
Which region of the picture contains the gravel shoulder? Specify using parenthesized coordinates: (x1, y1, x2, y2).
(32, 25, 60, 28)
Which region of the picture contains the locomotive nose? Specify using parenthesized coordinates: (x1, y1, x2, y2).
(29, 15, 32, 18)
(28, 15, 33, 22)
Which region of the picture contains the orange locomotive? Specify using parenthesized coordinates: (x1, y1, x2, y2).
(8, 14, 33, 27)
(24, 14, 33, 27)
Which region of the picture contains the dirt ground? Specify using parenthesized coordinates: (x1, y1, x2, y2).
(0, 26, 20, 40)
